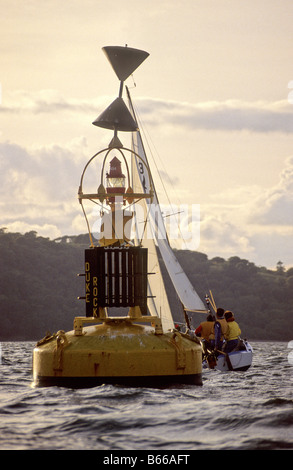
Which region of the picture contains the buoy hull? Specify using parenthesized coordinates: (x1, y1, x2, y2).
(33, 373, 202, 388)
(33, 321, 202, 388)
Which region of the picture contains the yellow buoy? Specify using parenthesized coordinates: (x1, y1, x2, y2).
(32, 45, 205, 388)
(33, 318, 202, 387)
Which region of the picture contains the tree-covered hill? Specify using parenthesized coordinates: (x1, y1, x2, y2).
(0, 230, 86, 340)
(0, 230, 292, 342)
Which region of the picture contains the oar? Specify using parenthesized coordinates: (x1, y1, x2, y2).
(216, 349, 233, 371)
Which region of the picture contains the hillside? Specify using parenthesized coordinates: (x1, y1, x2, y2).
(0, 230, 292, 341)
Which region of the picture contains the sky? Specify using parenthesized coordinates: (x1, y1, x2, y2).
(1, 0, 293, 269)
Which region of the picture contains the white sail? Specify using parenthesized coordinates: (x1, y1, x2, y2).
(135, 217, 175, 332)
(127, 88, 206, 314)
(130, 124, 174, 331)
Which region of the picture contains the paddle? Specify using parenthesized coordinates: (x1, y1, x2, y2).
(216, 349, 233, 371)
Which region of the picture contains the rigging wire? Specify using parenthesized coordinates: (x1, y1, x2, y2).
(132, 102, 193, 251)
(80, 201, 94, 247)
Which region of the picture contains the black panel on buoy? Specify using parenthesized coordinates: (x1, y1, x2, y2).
(84, 246, 148, 315)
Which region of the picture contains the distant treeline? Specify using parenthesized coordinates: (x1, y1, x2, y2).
(0, 229, 292, 342)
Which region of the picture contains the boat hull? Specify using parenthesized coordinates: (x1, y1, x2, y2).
(203, 341, 253, 372)
(33, 320, 203, 388)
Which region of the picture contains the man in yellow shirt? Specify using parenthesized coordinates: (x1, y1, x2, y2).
(224, 311, 241, 352)
(195, 314, 215, 342)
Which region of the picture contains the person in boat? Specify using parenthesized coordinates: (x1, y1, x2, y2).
(195, 314, 215, 341)
(224, 310, 241, 353)
(195, 314, 215, 357)
(210, 307, 228, 351)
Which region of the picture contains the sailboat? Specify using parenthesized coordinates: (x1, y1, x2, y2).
(32, 45, 206, 388)
(200, 296, 253, 372)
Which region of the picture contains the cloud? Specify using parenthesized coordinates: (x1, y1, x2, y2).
(247, 155, 293, 226)
(0, 139, 88, 238)
(2, 90, 293, 134)
(4, 221, 62, 239)
(198, 212, 255, 258)
(137, 97, 293, 134)
(192, 155, 293, 266)
(0, 89, 109, 115)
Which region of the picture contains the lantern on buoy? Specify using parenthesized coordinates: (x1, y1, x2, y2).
(106, 157, 125, 194)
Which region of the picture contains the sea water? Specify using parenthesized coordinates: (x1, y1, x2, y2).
(0, 341, 292, 451)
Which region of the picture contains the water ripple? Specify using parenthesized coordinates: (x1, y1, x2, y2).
(0, 341, 293, 450)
